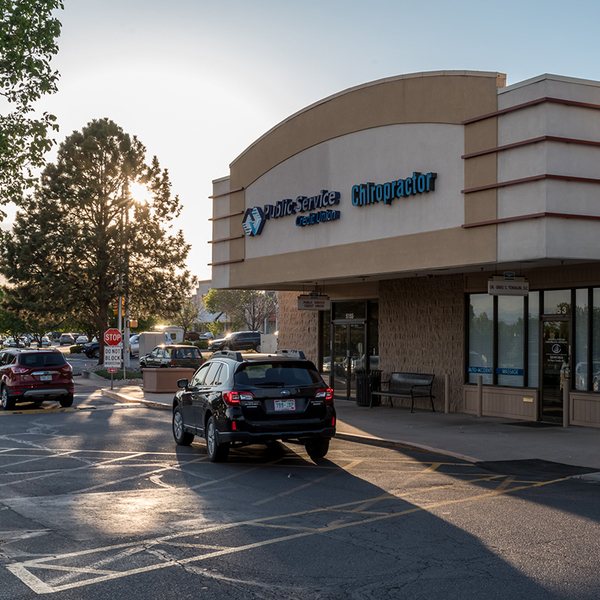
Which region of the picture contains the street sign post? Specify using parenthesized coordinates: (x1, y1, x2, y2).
(104, 330, 122, 389)
(104, 328, 122, 346)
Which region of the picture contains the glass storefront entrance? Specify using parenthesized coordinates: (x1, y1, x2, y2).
(327, 300, 378, 401)
(541, 318, 570, 422)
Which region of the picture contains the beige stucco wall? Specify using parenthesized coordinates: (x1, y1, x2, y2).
(276, 276, 465, 411)
(378, 275, 465, 412)
(277, 291, 320, 365)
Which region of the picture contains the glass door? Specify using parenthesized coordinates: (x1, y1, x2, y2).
(541, 319, 570, 421)
(332, 323, 366, 401)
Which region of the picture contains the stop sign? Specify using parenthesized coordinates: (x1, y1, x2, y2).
(104, 328, 122, 346)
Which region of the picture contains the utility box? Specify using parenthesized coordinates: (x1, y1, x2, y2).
(139, 332, 171, 358)
(161, 326, 185, 344)
(260, 334, 277, 354)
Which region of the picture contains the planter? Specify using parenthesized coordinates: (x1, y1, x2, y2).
(142, 367, 196, 393)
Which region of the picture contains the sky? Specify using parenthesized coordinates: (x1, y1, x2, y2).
(17, 0, 600, 282)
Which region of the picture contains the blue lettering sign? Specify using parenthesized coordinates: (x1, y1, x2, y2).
(352, 172, 437, 207)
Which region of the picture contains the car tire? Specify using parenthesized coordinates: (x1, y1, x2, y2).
(305, 439, 329, 460)
(173, 405, 194, 446)
(256, 344, 261, 352)
(1, 386, 14, 410)
(93, 349, 99, 359)
(206, 416, 229, 462)
(59, 394, 74, 408)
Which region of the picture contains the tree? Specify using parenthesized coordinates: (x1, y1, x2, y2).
(0, 0, 63, 207)
(0, 118, 197, 362)
(172, 299, 198, 337)
(203, 289, 277, 332)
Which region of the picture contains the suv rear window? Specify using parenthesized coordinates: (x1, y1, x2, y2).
(234, 361, 321, 387)
(19, 353, 67, 367)
(174, 347, 201, 359)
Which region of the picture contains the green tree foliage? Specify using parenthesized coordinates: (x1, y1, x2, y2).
(0, 118, 197, 362)
(0, 0, 63, 206)
(172, 299, 198, 336)
(203, 289, 277, 332)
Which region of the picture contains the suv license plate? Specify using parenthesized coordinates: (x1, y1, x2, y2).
(40, 375, 52, 381)
(274, 399, 295, 411)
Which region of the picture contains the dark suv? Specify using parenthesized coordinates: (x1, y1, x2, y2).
(208, 331, 261, 353)
(172, 351, 335, 462)
(0, 349, 74, 409)
(140, 345, 204, 369)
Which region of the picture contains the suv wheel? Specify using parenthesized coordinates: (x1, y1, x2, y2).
(206, 416, 229, 462)
(305, 439, 329, 460)
(255, 344, 261, 352)
(1, 386, 14, 410)
(173, 405, 194, 446)
(59, 393, 74, 408)
(93, 348, 99, 359)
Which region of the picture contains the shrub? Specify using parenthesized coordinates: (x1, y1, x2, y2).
(69, 345, 83, 354)
(194, 340, 208, 350)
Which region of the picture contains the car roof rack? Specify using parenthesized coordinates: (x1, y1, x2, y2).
(275, 349, 306, 359)
(211, 350, 244, 362)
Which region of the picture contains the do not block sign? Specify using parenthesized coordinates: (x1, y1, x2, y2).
(104, 347, 121, 368)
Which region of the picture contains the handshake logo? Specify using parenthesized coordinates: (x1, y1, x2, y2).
(242, 206, 266, 237)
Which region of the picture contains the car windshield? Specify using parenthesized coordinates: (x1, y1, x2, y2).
(234, 361, 321, 387)
(19, 353, 67, 367)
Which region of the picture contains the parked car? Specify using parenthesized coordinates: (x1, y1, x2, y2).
(208, 331, 262, 353)
(172, 350, 336, 462)
(82, 341, 100, 359)
(59, 334, 75, 346)
(39, 336, 51, 347)
(0, 349, 74, 409)
(75, 335, 88, 345)
(140, 345, 204, 370)
(129, 334, 140, 357)
(4, 337, 25, 348)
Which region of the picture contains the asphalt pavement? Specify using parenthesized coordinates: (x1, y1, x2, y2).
(76, 375, 600, 477)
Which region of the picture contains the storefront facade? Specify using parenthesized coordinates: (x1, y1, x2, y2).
(211, 70, 600, 426)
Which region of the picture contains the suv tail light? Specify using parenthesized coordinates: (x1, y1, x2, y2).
(10, 366, 29, 375)
(171, 359, 176, 367)
(223, 391, 255, 406)
(60, 364, 72, 374)
(315, 388, 334, 402)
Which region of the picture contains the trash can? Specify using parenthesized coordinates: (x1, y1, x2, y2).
(355, 369, 382, 407)
(355, 370, 369, 406)
(369, 370, 382, 407)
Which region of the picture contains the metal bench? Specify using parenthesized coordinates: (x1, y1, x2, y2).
(371, 372, 435, 412)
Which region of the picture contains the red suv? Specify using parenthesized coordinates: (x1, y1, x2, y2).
(0, 349, 74, 410)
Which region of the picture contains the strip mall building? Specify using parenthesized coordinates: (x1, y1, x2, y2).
(211, 70, 600, 427)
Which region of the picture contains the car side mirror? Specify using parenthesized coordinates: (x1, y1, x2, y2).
(177, 378, 189, 389)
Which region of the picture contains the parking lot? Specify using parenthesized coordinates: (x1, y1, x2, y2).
(1, 396, 599, 599)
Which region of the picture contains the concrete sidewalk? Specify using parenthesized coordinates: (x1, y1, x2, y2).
(80, 378, 600, 475)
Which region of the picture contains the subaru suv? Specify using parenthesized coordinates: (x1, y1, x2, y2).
(0, 349, 74, 410)
(208, 331, 261, 353)
(172, 350, 335, 462)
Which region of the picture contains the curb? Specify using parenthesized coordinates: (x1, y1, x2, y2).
(334, 431, 481, 463)
(101, 389, 170, 410)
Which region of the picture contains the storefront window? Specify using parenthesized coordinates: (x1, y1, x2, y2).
(468, 294, 493, 384)
(332, 301, 366, 321)
(368, 301, 379, 371)
(528, 292, 539, 388)
(497, 296, 524, 387)
(592, 289, 600, 393)
(321, 310, 331, 373)
(575, 289, 588, 391)
(543, 289, 571, 315)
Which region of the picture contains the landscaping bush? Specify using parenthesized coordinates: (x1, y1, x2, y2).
(69, 345, 83, 354)
(194, 340, 208, 350)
